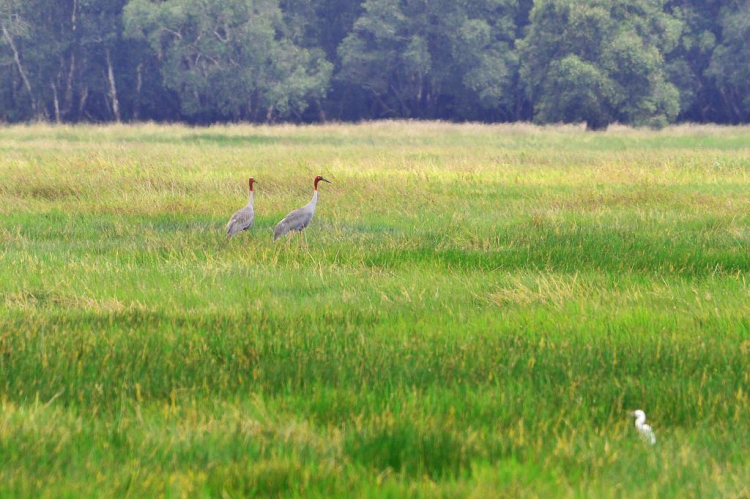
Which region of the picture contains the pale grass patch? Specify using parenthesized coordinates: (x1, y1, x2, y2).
(607, 122, 750, 136)
(0, 399, 84, 443)
(2, 290, 146, 313)
(148, 400, 346, 465)
(486, 272, 588, 308)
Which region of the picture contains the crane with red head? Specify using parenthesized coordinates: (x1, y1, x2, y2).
(274, 175, 331, 242)
(226, 177, 256, 238)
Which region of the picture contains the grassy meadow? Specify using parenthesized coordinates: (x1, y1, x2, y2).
(1, 121, 749, 497)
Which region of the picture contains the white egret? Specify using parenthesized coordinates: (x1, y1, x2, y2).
(630, 409, 656, 445)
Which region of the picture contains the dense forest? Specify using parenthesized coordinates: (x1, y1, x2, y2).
(0, 0, 748, 128)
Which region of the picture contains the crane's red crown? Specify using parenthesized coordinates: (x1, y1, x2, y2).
(248, 177, 256, 191)
(314, 175, 331, 190)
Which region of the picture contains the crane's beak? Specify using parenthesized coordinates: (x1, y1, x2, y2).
(320, 178, 331, 184)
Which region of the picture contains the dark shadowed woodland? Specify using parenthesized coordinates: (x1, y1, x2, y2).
(1, 0, 748, 128)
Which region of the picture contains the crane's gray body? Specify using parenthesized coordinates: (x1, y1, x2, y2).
(274, 191, 317, 241)
(226, 193, 254, 238)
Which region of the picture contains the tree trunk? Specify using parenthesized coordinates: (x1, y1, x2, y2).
(105, 48, 121, 122)
(585, 117, 609, 131)
(718, 86, 741, 124)
(79, 85, 89, 116)
(318, 104, 326, 123)
(2, 24, 38, 117)
(51, 82, 61, 123)
(64, 0, 79, 118)
(63, 53, 76, 118)
(134, 63, 143, 120)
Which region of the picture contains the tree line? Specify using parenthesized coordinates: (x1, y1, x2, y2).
(0, 0, 747, 128)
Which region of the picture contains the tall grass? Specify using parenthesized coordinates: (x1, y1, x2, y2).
(1, 122, 749, 497)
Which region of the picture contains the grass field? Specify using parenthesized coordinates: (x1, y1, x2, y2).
(1, 121, 749, 497)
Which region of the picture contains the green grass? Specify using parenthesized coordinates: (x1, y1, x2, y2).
(1, 121, 749, 497)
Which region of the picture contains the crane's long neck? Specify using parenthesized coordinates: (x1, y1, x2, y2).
(310, 189, 318, 206)
(247, 190, 254, 206)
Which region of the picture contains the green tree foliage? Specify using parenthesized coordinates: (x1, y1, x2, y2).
(124, 0, 331, 122)
(664, 0, 722, 121)
(0, 0, 749, 126)
(338, 0, 522, 120)
(0, 0, 145, 122)
(706, 2, 750, 123)
(519, 0, 682, 129)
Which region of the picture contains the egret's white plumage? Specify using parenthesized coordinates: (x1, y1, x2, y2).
(274, 175, 330, 241)
(631, 410, 656, 445)
(226, 178, 256, 238)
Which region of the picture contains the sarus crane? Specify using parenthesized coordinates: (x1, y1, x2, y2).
(274, 175, 331, 243)
(226, 177, 256, 238)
